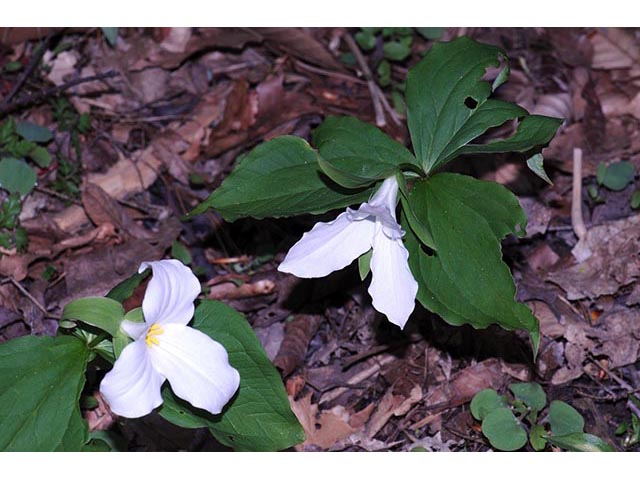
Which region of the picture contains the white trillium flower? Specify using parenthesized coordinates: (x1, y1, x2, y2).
(278, 176, 418, 329)
(100, 259, 240, 418)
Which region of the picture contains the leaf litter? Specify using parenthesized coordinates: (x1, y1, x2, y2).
(1, 27, 640, 451)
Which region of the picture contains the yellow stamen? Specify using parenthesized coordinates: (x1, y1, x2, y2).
(145, 324, 164, 347)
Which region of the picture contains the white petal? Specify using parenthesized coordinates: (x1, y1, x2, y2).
(368, 176, 400, 214)
(139, 259, 201, 326)
(121, 320, 148, 340)
(368, 225, 418, 329)
(148, 324, 240, 415)
(278, 212, 375, 278)
(99, 340, 165, 418)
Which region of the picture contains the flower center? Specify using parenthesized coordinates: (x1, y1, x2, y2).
(145, 323, 164, 347)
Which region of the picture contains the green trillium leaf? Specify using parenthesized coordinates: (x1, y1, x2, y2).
(313, 116, 420, 188)
(0, 335, 90, 451)
(405, 173, 538, 348)
(190, 136, 374, 221)
(62, 297, 125, 337)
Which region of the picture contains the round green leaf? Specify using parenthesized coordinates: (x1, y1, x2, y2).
(383, 41, 411, 61)
(470, 389, 507, 421)
(509, 382, 546, 411)
(355, 31, 376, 51)
(0, 157, 37, 195)
(599, 161, 635, 191)
(482, 407, 528, 451)
(549, 400, 585, 436)
(15, 121, 53, 143)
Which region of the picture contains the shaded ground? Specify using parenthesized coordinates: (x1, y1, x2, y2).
(1, 27, 640, 451)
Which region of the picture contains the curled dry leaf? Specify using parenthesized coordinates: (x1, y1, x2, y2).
(590, 28, 640, 70)
(207, 279, 276, 301)
(274, 314, 322, 377)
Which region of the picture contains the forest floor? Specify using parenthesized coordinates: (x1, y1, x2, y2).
(1, 27, 640, 451)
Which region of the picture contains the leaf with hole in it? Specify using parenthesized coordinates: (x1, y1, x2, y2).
(597, 161, 635, 191)
(15, 121, 53, 143)
(191, 136, 374, 221)
(549, 400, 585, 436)
(0, 157, 37, 195)
(158, 300, 304, 451)
(62, 297, 125, 337)
(509, 382, 546, 411)
(0, 335, 89, 451)
(470, 389, 508, 421)
(406, 37, 527, 173)
(544, 432, 615, 452)
(482, 407, 527, 451)
(313, 116, 419, 188)
(405, 173, 538, 346)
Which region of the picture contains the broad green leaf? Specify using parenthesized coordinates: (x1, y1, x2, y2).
(106, 270, 148, 303)
(544, 432, 615, 452)
(15, 121, 53, 143)
(0, 335, 89, 451)
(509, 382, 546, 411)
(527, 153, 553, 185)
(597, 161, 635, 191)
(0, 157, 37, 195)
(482, 407, 527, 451)
(397, 173, 435, 250)
(549, 400, 585, 436)
(191, 136, 374, 221)
(406, 37, 523, 172)
(313, 116, 419, 188)
(458, 115, 562, 158)
(159, 301, 304, 451)
(470, 389, 507, 421)
(405, 173, 538, 343)
(62, 297, 125, 337)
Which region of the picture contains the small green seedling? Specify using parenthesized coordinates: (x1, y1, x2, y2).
(597, 161, 635, 191)
(471, 382, 614, 451)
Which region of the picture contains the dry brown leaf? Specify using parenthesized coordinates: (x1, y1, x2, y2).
(289, 393, 373, 450)
(547, 214, 640, 300)
(423, 359, 508, 411)
(365, 384, 422, 438)
(590, 28, 640, 70)
(274, 314, 322, 377)
(533, 93, 573, 121)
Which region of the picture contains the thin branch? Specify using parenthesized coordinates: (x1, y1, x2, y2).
(343, 33, 387, 127)
(9, 277, 49, 316)
(0, 34, 54, 110)
(0, 70, 120, 117)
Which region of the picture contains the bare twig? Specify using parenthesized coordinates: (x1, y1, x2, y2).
(343, 33, 387, 127)
(9, 277, 48, 316)
(0, 70, 120, 116)
(0, 34, 54, 110)
(571, 147, 587, 240)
